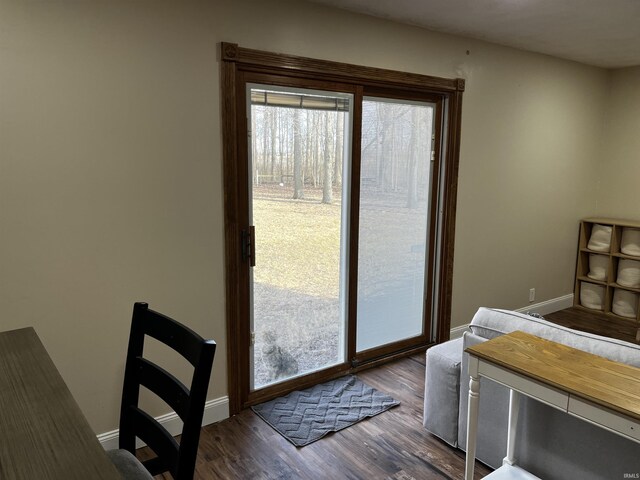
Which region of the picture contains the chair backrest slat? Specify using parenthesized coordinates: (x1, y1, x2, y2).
(135, 309, 206, 368)
(118, 302, 216, 480)
(135, 358, 190, 421)
(129, 407, 179, 476)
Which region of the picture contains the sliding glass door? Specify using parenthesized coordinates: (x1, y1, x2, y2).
(246, 83, 441, 393)
(248, 85, 352, 390)
(356, 97, 436, 353)
(220, 45, 465, 413)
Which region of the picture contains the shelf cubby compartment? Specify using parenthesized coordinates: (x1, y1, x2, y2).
(610, 287, 640, 321)
(577, 280, 607, 312)
(583, 221, 613, 254)
(620, 226, 640, 258)
(612, 256, 640, 291)
(574, 218, 640, 329)
(578, 251, 610, 283)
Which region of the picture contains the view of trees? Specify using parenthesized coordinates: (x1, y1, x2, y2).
(250, 89, 436, 387)
(251, 97, 346, 204)
(250, 89, 434, 208)
(360, 99, 433, 209)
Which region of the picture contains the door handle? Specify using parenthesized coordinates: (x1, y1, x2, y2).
(241, 226, 256, 267)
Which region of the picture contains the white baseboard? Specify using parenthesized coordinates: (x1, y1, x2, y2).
(514, 293, 574, 316)
(98, 395, 230, 450)
(449, 294, 574, 340)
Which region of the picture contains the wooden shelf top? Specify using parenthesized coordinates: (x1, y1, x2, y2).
(612, 252, 640, 261)
(610, 282, 640, 294)
(577, 275, 607, 286)
(580, 247, 611, 255)
(465, 331, 640, 421)
(576, 277, 640, 293)
(583, 218, 640, 229)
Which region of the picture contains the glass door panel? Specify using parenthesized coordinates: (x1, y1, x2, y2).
(356, 97, 435, 352)
(248, 85, 352, 390)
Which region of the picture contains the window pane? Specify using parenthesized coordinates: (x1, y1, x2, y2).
(249, 85, 352, 389)
(356, 97, 434, 352)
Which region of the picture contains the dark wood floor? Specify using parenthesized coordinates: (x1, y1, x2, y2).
(141, 352, 491, 479)
(545, 306, 639, 345)
(141, 306, 637, 479)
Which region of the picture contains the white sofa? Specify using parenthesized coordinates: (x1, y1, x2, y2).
(423, 307, 640, 479)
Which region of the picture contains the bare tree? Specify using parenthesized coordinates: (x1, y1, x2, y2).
(322, 112, 333, 204)
(292, 108, 304, 199)
(270, 108, 277, 177)
(334, 112, 343, 188)
(406, 107, 420, 208)
(252, 107, 259, 185)
(262, 107, 268, 182)
(251, 97, 348, 197)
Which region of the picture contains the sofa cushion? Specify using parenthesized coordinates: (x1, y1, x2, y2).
(106, 449, 154, 480)
(423, 337, 463, 446)
(469, 307, 640, 367)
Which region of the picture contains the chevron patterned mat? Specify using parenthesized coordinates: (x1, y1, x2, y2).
(251, 375, 400, 447)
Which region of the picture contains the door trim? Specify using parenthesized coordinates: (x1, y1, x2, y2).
(221, 42, 464, 415)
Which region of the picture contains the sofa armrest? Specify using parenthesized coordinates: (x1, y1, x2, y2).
(423, 337, 463, 446)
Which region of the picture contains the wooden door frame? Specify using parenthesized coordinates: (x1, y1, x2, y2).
(220, 42, 464, 415)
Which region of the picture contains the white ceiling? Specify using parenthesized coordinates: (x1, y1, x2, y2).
(305, 0, 640, 68)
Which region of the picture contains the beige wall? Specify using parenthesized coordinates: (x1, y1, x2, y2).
(596, 66, 640, 218)
(1, 0, 612, 433)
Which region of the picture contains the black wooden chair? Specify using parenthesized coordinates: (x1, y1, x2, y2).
(107, 302, 216, 480)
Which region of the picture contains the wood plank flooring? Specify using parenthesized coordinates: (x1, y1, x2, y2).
(140, 352, 491, 479)
(544, 306, 639, 345)
(140, 307, 638, 479)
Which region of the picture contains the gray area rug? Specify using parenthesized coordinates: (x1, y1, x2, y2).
(251, 375, 400, 447)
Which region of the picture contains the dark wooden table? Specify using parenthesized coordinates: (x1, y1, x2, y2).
(0, 327, 121, 479)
